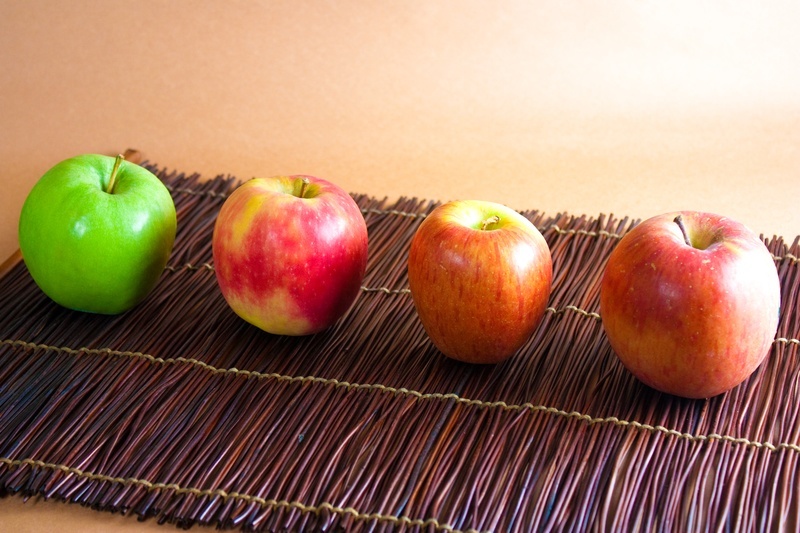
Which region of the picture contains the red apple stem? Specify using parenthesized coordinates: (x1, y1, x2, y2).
(674, 214, 692, 246)
(481, 215, 500, 231)
(106, 153, 125, 194)
(298, 177, 310, 198)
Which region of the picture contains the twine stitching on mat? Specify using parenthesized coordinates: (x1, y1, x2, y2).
(167, 186, 229, 199)
(164, 185, 625, 239)
(153, 264, 800, 335)
(162, 257, 798, 275)
(0, 458, 480, 533)
(161, 255, 798, 271)
(163, 184, 800, 262)
(3, 338, 799, 453)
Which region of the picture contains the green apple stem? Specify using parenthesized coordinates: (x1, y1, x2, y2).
(481, 215, 500, 231)
(298, 177, 310, 198)
(674, 215, 692, 247)
(106, 153, 125, 194)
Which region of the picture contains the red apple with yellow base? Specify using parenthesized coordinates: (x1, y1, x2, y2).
(407, 200, 553, 364)
(600, 211, 781, 399)
(212, 175, 368, 335)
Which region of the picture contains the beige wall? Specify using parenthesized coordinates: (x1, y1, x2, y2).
(3, 2, 799, 268)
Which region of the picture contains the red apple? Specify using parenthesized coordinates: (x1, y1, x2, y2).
(600, 211, 781, 399)
(407, 200, 553, 364)
(212, 175, 368, 335)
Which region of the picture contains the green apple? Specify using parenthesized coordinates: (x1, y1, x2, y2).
(18, 154, 177, 314)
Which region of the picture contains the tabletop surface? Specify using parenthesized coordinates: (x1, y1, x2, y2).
(2, 2, 799, 531)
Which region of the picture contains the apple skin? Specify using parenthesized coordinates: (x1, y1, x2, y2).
(600, 211, 781, 399)
(212, 175, 368, 336)
(407, 200, 553, 364)
(18, 154, 177, 315)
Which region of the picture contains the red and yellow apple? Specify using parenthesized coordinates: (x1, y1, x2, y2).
(212, 175, 368, 335)
(600, 211, 781, 399)
(407, 200, 553, 364)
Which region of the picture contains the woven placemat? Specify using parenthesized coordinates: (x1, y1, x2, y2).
(1, 165, 798, 532)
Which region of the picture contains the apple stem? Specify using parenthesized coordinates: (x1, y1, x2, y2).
(298, 177, 310, 198)
(106, 153, 124, 194)
(481, 215, 500, 231)
(674, 214, 692, 246)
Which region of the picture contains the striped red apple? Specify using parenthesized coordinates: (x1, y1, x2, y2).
(212, 175, 368, 335)
(407, 200, 553, 364)
(600, 211, 781, 398)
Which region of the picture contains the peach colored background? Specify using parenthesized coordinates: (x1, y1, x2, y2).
(1, 1, 799, 531)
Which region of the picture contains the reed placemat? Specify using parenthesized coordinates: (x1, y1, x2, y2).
(1, 165, 799, 532)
